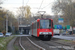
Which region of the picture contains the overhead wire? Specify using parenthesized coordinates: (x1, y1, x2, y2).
(41, 3, 53, 9)
(37, 0, 53, 13)
(38, 0, 44, 12)
(26, 0, 29, 5)
(22, 0, 29, 6)
(32, 2, 53, 10)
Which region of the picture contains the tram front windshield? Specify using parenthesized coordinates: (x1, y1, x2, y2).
(40, 19, 51, 29)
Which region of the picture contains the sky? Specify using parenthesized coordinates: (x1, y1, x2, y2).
(1, 0, 56, 15)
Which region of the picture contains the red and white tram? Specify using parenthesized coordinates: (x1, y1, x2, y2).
(30, 18, 53, 40)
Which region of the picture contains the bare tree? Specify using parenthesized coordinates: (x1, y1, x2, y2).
(17, 5, 31, 18)
(17, 5, 31, 25)
(52, 0, 75, 26)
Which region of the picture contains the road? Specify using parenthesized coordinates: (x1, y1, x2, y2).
(53, 35, 75, 41)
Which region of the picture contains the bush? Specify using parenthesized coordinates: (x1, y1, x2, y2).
(2, 30, 6, 36)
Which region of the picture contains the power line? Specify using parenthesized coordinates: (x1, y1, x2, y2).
(3, 3, 49, 4)
(3, 0, 29, 5)
(31, 2, 53, 9)
(26, 0, 29, 5)
(42, 3, 53, 9)
(22, 0, 29, 6)
(23, 0, 24, 6)
(38, 0, 44, 11)
(2, 3, 22, 4)
(23, 0, 29, 6)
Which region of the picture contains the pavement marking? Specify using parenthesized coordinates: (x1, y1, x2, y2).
(27, 37, 46, 50)
(19, 36, 25, 50)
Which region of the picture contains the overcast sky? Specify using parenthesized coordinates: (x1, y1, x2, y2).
(1, 0, 56, 15)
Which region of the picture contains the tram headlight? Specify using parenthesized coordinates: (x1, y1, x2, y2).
(40, 32, 42, 34)
(49, 32, 52, 34)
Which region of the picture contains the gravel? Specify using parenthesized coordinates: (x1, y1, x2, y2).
(21, 36, 40, 50)
(14, 36, 75, 50)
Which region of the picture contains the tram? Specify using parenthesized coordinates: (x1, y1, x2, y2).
(30, 18, 53, 40)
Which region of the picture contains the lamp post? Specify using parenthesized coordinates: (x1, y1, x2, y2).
(0, 7, 2, 9)
(6, 10, 9, 33)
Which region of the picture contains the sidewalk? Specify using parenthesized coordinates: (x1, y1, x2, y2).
(62, 34, 75, 37)
(7, 37, 17, 50)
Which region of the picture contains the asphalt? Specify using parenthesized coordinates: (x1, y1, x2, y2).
(7, 37, 17, 50)
(62, 34, 75, 37)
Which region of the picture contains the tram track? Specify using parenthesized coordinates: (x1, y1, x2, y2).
(15, 36, 75, 50)
(51, 40, 75, 46)
(28, 36, 75, 50)
(19, 36, 25, 50)
(27, 37, 46, 50)
(42, 41, 67, 50)
(19, 36, 44, 50)
(28, 36, 58, 50)
(14, 37, 22, 50)
(42, 40, 75, 50)
(40, 38, 75, 50)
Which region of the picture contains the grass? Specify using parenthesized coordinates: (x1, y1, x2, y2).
(12, 33, 20, 35)
(0, 36, 15, 50)
(13, 37, 22, 50)
(11, 32, 20, 35)
(63, 40, 72, 42)
(58, 39, 73, 43)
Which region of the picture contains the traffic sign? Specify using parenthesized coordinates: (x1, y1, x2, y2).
(54, 25, 62, 29)
(63, 26, 65, 29)
(57, 25, 62, 29)
(54, 25, 57, 29)
(66, 25, 70, 29)
(58, 18, 64, 23)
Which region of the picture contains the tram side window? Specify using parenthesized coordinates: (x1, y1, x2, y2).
(33, 22, 36, 29)
(33, 23, 35, 29)
(35, 22, 37, 29)
(52, 21, 53, 28)
(37, 22, 39, 28)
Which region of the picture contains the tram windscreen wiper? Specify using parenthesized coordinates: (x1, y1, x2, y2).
(49, 24, 51, 29)
(40, 20, 50, 29)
